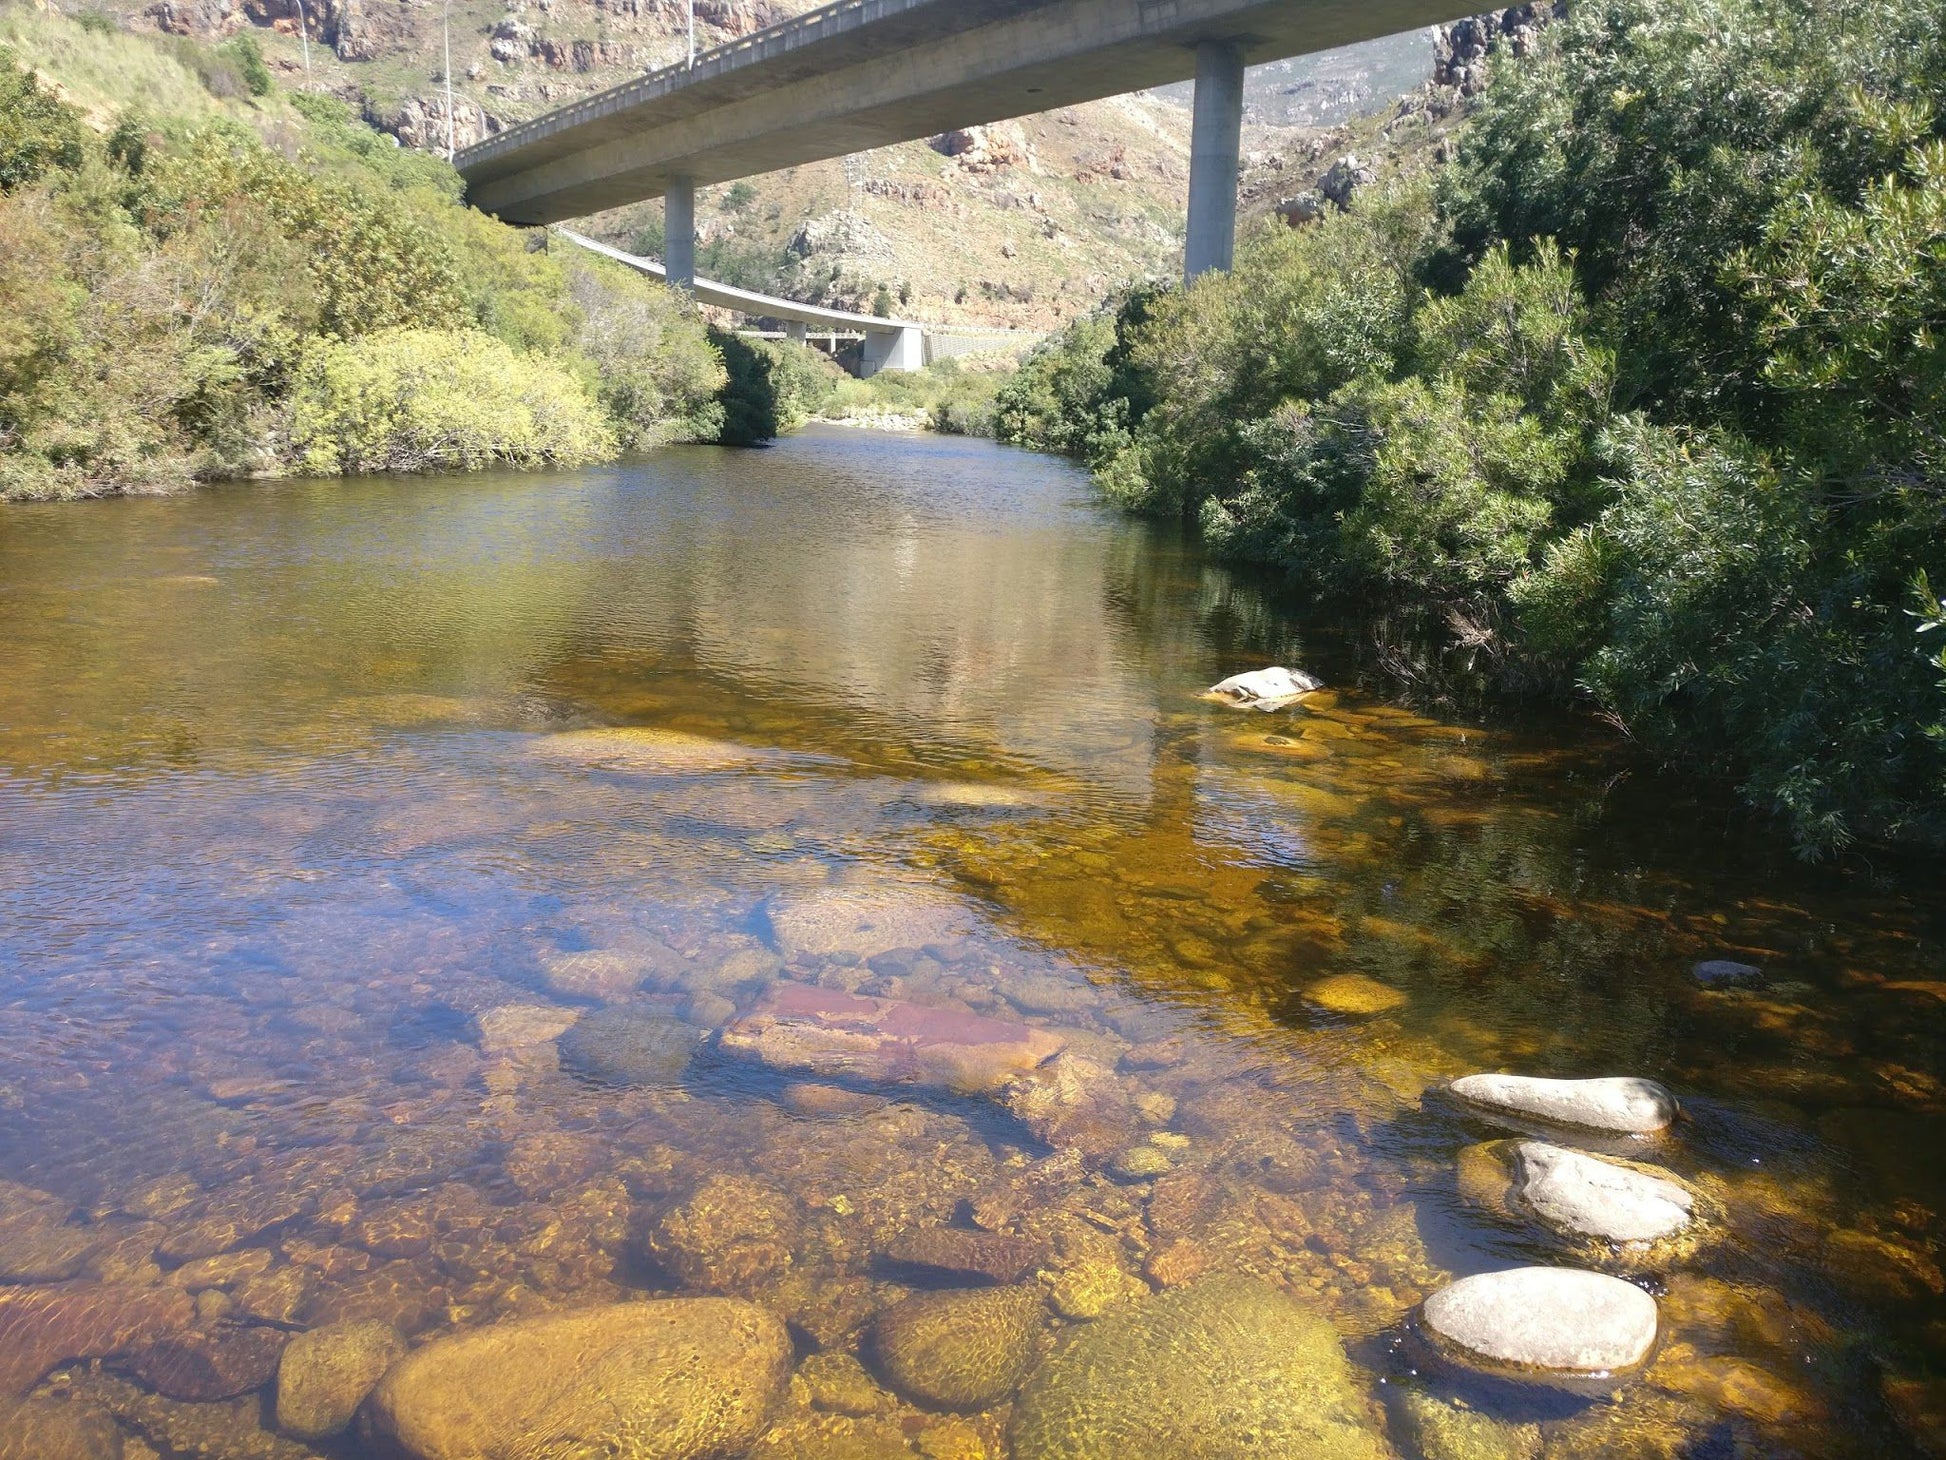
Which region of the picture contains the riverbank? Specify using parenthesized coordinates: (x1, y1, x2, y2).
(997, 0, 1946, 860)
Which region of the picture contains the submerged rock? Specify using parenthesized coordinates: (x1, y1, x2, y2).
(765, 885, 981, 960)
(127, 1322, 287, 1400)
(1304, 974, 1408, 1016)
(874, 1286, 1043, 1409)
(558, 1008, 699, 1087)
(719, 985, 1065, 1095)
(474, 1002, 579, 1056)
(1692, 959, 1765, 988)
(882, 1227, 1044, 1285)
(0, 1180, 101, 1282)
(275, 1319, 405, 1440)
(369, 1299, 792, 1460)
(0, 1395, 124, 1460)
(0, 1282, 194, 1397)
(1420, 1268, 1659, 1382)
(529, 726, 779, 773)
(1205, 667, 1321, 710)
(1448, 1074, 1679, 1135)
(650, 1175, 800, 1292)
(1009, 1275, 1386, 1460)
(1510, 1142, 1697, 1246)
(1391, 1387, 1542, 1460)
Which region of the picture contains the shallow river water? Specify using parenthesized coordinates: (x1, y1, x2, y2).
(0, 427, 1941, 1459)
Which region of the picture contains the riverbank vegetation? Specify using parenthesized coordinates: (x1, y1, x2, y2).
(0, 9, 725, 499)
(998, 0, 1946, 858)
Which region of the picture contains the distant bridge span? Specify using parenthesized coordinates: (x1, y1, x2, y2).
(555, 228, 1040, 374)
(458, 0, 1465, 283)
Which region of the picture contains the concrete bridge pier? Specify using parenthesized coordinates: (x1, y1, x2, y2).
(861, 325, 925, 376)
(665, 178, 696, 289)
(785, 320, 808, 344)
(1184, 38, 1245, 281)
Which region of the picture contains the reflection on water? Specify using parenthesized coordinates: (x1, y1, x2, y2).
(0, 427, 1940, 1458)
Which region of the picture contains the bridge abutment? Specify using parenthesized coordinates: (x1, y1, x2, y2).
(1184, 38, 1244, 281)
(665, 178, 696, 288)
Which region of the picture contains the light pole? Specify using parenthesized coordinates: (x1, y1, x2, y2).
(686, 0, 694, 68)
(443, 0, 456, 159)
(293, 0, 310, 76)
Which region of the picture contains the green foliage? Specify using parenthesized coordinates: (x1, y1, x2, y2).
(819, 355, 1006, 435)
(73, 9, 117, 36)
(707, 328, 782, 446)
(222, 32, 271, 97)
(992, 287, 1159, 464)
(0, 44, 86, 191)
(1003, 0, 1946, 854)
(137, 124, 470, 339)
(0, 24, 732, 495)
(870, 283, 894, 318)
(289, 326, 616, 473)
(563, 256, 725, 447)
(723, 180, 757, 212)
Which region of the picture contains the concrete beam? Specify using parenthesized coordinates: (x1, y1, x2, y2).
(664, 179, 696, 289)
(459, 0, 1468, 225)
(1184, 38, 1243, 280)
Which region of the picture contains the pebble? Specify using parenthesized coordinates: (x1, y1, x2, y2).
(1448, 1074, 1679, 1134)
(1420, 1268, 1660, 1380)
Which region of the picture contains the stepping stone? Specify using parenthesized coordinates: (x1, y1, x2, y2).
(1205, 666, 1320, 710)
(1421, 1268, 1659, 1382)
(718, 985, 1065, 1095)
(1511, 1142, 1696, 1244)
(1448, 1074, 1678, 1135)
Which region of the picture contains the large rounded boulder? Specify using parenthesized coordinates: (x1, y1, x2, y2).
(368, 1299, 792, 1460)
(1009, 1275, 1385, 1460)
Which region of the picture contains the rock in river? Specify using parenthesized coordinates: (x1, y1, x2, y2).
(528, 726, 779, 774)
(719, 984, 1065, 1095)
(0, 1282, 194, 1397)
(1009, 1275, 1386, 1460)
(765, 884, 980, 960)
(369, 1298, 792, 1460)
(276, 1319, 405, 1440)
(1692, 959, 1764, 988)
(1205, 666, 1321, 710)
(1420, 1268, 1659, 1383)
(1304, 974, 1408, 1016)
(875, 1286, 1044, 1409)
(1510, 1141, 1697, 1246)
(1448, 1074, 1679, 1135)
(558, 1008, 699, 1087)
(882, 1227, 1044, 1285)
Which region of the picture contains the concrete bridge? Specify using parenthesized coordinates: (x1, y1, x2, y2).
(457, 0, 1465, 285)
(555, 228, 1039, 374)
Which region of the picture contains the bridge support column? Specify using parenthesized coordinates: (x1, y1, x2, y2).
(1184, 38, 1244, 282)
(665, 178, 696, 290)
(785, 320, 808, 345)
(861, 325, 925, 377)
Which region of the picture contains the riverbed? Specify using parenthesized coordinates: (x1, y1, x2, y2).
(0, 427, 1940, 1458)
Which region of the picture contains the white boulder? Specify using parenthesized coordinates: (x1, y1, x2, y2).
(1511, 1142, 1695, 1244)
(1421, 1267, 1659, 1379)
(1448, 1074, 1678, 1134)
(1205, 667, 1320, 710)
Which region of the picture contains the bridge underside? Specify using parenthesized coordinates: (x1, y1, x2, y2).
(459, 0, 1466, 228)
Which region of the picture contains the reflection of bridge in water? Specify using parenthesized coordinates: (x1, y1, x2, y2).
(554, 229, 1041, 376)
(458, 0, 1468, 297)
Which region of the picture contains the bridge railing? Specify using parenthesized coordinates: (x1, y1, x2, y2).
(456, 0, 927, 167)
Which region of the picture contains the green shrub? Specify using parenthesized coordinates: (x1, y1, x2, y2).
(289, 326, 616, 473)
(222, 32, 271, 97)
(564, 256, 725, 446)
(0, 45, 86, 191)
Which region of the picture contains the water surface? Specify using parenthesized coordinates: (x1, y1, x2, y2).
(1, 428, 1941, 1457)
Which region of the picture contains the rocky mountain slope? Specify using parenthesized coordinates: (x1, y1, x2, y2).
(59, 0, 1508, 326)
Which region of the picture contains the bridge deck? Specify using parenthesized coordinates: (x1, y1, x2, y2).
(458, 0, 1465, 224)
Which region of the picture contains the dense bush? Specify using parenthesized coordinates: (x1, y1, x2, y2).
(999, 0, 1946, 855)
(0, 24, 728, 496)
(289, 327, 616, 473)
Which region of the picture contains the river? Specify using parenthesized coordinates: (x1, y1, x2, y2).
(0, 426, 1940, 1458)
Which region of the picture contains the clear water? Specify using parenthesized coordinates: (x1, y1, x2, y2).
(0, 427, 1940, 1457)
